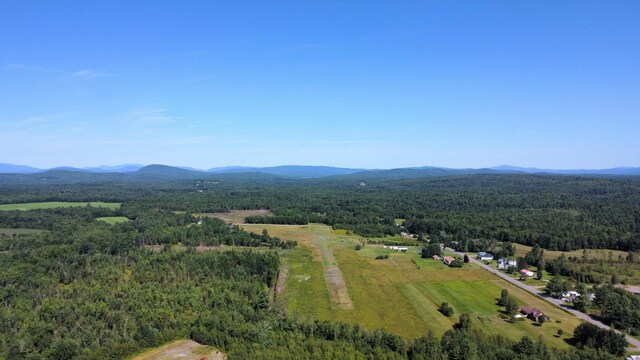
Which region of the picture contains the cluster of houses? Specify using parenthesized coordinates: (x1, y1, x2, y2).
(561, 291, 595, 302)
(383, 245, 408, 252)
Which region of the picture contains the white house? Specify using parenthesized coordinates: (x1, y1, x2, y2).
(520, 269, 535, 277)
(497, 258, 517, 270)
(562, 291, 581, 302)
(477, 252, 494, 261)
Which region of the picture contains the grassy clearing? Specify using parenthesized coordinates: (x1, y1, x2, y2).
(199, 209, 272, 224)
(0, 201, 121, 211)
(241, 224, 581, 346)
(128, 339, 225, 360)
(514, 243, 628, 260)
(96, 216, 130, 224)
(0, 228, 48, 236)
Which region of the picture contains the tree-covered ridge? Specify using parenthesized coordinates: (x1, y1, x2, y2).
(1, 174, 639, 251)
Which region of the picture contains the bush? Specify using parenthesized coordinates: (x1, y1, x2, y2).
(439, 302, 454, 317)
(355, 244, 362, 251)
(449, 258, 464, 268)
(375, 254, 390, 260)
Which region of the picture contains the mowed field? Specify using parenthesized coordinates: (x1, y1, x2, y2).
(514, 243, 629, 260)
(0, 201, 121, 211)
(242, 223, 582, 348)
(96, 216, 130, 224)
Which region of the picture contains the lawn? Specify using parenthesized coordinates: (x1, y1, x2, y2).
(0, 201, 121, 211)
(241, 223, 581, 347)
(97, 216, 130, 224)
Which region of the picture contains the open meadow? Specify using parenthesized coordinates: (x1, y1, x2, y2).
(514, 243, 630, 261)
(0, 201, 121, 211)
(96, 216, 130, 224)
(241, 223, 582, 348)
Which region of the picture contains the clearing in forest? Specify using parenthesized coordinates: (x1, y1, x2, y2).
(97, 216, 130, 224)
(199, 209, 272, 224)
(242, 223, 581, 347)
(0, 201, 121, 211)
(243, 224, 353, 310)
(130, 339, 225, 360)
(514, 243, 629, 261)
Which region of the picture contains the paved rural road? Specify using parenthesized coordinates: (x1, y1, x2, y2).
(450, 249, 640, 351)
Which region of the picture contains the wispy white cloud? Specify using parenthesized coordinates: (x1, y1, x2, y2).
(126, 107, 179, 125)
(7, 63, 45, 71)
(69, 69, 111, 79)
(6, 63, 112, 79)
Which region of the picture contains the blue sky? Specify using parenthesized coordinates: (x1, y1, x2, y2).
(1, 1, 639, 169)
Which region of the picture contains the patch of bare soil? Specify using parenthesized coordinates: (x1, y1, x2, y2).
(133, 340, 225, 360)
(200, 209, 272, 224)
(272, 265, 289, 308)
(325, 265, 353, 309)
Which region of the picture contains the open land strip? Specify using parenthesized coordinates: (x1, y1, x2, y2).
(0, 201, 121, 211)
(129, 339, 225, 360)
(241, 223, 581, 347)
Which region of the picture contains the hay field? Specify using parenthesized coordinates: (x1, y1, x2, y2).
(242, 223, 581, 347)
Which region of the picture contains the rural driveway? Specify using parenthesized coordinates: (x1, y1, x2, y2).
(449, 249, 640, 351)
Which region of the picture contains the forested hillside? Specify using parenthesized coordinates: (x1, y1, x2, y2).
(0, 204, 623, 359)
(1, 174, 638, 251)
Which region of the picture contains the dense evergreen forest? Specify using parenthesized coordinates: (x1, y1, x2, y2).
(1, 172, 638, 358)
(1, 174, 639, 251)
(0, 203, 626, 359)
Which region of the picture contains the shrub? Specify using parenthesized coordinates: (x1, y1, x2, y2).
(439, 302, 454, 317)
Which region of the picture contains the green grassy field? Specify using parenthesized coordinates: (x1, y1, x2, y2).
(242, 223, 581, 347)
(0, 201, 121, 211)
(0, 228, 49, 236)
(96, 216, 130, 224)
(514, 243, 628, 261)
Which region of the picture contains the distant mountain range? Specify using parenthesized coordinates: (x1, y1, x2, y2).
(0, 163, 639, 181)
(0, 163, 144, 174)
(490, 165, 640, 176)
